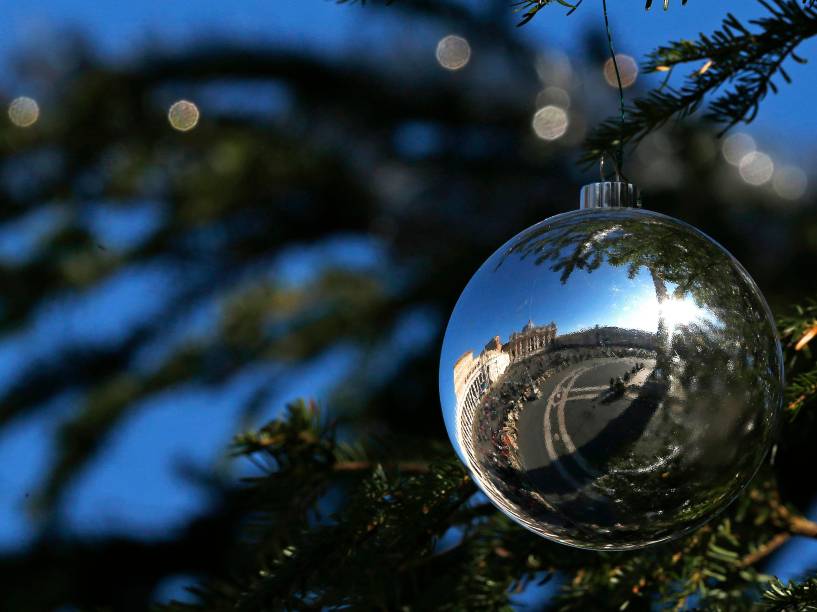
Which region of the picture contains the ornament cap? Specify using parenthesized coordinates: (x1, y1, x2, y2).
(580, 181, 641, 210)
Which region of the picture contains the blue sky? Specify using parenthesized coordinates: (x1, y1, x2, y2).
(0, 0, 816, 605)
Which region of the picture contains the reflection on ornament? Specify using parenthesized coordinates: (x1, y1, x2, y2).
(439, 181, 783, 550)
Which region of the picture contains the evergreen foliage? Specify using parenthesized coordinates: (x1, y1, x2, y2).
(780, 300, 817, 417)
(763, 577, 817, 611)
(162, 403, 817, 611)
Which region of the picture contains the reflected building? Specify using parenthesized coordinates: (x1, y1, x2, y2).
(453, 336, 510, 462)
(506, 320, 557, 362)
(453, 320, 555, 469)
(454, 320, 671, 544)
(558, 325, 656, 351)
(453, 321, 658, 477)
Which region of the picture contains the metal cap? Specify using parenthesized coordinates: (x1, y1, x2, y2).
(580, 182, 641, 210)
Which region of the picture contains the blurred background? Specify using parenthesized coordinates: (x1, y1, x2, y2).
(2, 0, 817, 609)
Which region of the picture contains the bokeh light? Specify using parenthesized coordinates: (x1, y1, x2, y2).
(532, 105, 568, 141)
(435, 35, 471, 71)
(168, 100, 200, 132)
(536, 86, 571, 110)
(534, 51, 573, 86)
(773, 165, 808, 200)
(603, 54, 638, 88)
(739, 151, 774, 186)
(722, 132, 756, 166)
(8, 96, 40, 127)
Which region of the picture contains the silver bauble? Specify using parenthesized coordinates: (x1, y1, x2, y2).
(439, 182, 783, 550)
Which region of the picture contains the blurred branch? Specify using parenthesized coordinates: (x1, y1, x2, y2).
(739, 495, 817, 567)
(774, 503, 817, 538)
(740, 532, 791, 568)
(333, 460, 431, 473)
(0, 496, 245, 611)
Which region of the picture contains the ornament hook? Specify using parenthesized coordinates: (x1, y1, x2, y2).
(580, 180, 641, 209)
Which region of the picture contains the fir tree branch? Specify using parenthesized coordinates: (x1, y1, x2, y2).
(512, 0, 694, 26)
(163, 405, 816, 611)
(513, 0, 581, 26)
(740, 491, 817, 567)
(582, 0, 817, 165)
(763, 576, 817, 610)
(780, 300, 817, 416)
(775, 503, 817, 538)
(740, 532, 792, 568)
(551, 475, 816, 610)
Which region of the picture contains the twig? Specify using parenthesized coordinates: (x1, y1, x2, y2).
(777, 504, 817, 537)
(741, 532, 791, 567)
(740, 500, 817, 567)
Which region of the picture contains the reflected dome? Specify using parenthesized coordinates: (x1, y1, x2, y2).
(439, 205, 783, 550)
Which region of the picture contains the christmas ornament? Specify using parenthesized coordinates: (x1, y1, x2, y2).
(439, 181, 783, 550)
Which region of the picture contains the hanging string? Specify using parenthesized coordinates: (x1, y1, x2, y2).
(602, 0, 625, 180)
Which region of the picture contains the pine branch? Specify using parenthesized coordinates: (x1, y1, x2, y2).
(163, 401, 489, 610)
(160, 402, 817, 610)
(787, 368, 817, 415)
(582, 0, 817, 165)
(512, 0, 693, 26)
(763, 577, 817, 610)
(513, 0, 582, 26)
(739, 491, 817, 567)
(551, 475, 817, 610)
(184, 462, 478, 610)
(780, 299, 817, 416)
(740, 532, 791, 568)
